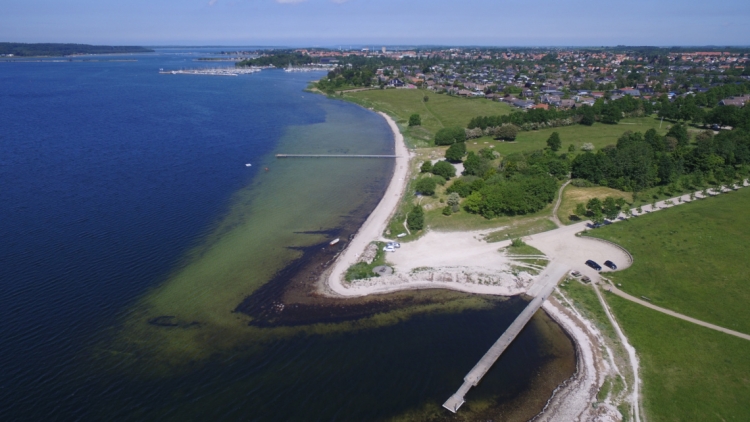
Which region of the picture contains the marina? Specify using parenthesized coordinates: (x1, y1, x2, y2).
(276, 154, 400, 158)
(158, 67, 263, 76)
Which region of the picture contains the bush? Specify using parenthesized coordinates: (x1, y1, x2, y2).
(478, 147, 498, 160)
(435, 126, 466, 145)
(407, 205, 424, 231)
(463, 151, 492, 177)
(409, 113, 421, 126)
(420, 160, 433, 173)
(445, 142, 467, 162)
(446, 176, 481, 198)
(495, 124, 519, 141)
(447, 192, 461, 206)
(442, 206, 452, 216)
(432, 161, 456, 179)
(415, 177, 438, 196)
(581, 142, 595, 151)
(511, 238, 526, 247)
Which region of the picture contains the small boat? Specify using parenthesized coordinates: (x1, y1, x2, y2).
(329, 238, 340, 246)
(245, 163, 252, 167)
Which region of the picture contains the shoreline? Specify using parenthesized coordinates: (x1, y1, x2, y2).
(322, 111, 412, 296)
(318, 107, 618, 419)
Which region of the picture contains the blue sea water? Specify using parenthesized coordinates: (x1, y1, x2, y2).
(0, 50, 574, 421)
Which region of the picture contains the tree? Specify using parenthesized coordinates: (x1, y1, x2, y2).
(407, 205, 424, 231)
(415, 177, 437, 196)
(431, 161, 456, 179)
(423, 95, 429, 102)
(546, 132, 562, 151)
(409, 113, 421, 126)
(568, 144, 576, 152)
(434, 126, 466, 145)
(591, 209, 605, 225)
(445, 142, 467, 163)
(580, 105, 596, 126)
(495, 125, 519, 141)
(601, 103, 621, 124)
(603, 196, 620, 220)
(666, 123, 689, 147)
(420, 160, 433, 173)
(587, 197, 602, 213)
(575, 203, 587, 217)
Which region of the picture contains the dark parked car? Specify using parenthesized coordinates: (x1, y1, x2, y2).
(604, 260, 617, 270)
(585, 260, 602, 271)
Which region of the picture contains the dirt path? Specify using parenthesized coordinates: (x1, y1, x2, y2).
(593, 283, 642, 422)
(551, 180, 571, 228)
(602, 281, 750, 341)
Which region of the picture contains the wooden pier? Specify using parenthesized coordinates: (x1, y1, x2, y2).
(276, 154, 399, 158)
(442, 262, 568, 413)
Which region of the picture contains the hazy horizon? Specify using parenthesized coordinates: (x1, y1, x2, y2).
(3, 0, 749, 47)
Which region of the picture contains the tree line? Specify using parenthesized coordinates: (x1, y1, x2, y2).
(571, 126, 750, 193)
(0, 42, 152, 57)
(466, 96, 655, 134)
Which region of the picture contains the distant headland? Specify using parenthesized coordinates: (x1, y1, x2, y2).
(0, 42, 153, 57)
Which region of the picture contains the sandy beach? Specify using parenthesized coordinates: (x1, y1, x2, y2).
(323, 112, 411, 296)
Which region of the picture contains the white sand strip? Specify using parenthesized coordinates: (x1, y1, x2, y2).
(324, 112, 411, 296)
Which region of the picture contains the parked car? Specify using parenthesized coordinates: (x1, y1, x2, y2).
(383, 246, 395, 252)
(604, 260, 617, 270)
(585, 260, 602, 271)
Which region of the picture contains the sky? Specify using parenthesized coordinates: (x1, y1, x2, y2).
(2, 0, 749, 47)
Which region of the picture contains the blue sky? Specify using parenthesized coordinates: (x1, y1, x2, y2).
(3, 0, 749, 46)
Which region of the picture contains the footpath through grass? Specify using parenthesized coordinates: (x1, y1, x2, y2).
(588, 186, 750, 334)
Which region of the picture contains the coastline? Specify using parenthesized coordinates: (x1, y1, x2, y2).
(319, 107, 618, 420)
(323, 111, 412, 296)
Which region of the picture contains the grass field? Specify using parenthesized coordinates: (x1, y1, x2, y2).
(587, 186, 750, 333)
(343, 89, 512, 146)
(607, 294, 750, 421)
(572, 186, 750, 420)
(557, 185, 633, 225)
(466, 117, 671, 157)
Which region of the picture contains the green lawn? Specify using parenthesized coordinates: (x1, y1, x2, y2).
(587, 186, 750, 333)
(344, 89, 512, 146)
(607, 294, 750, 422)
(469, 117, 670, 157)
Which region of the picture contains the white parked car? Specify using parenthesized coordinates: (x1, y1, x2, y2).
(383, 246, 395, 252)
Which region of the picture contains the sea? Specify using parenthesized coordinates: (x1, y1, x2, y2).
(0, 48, 574, 421)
